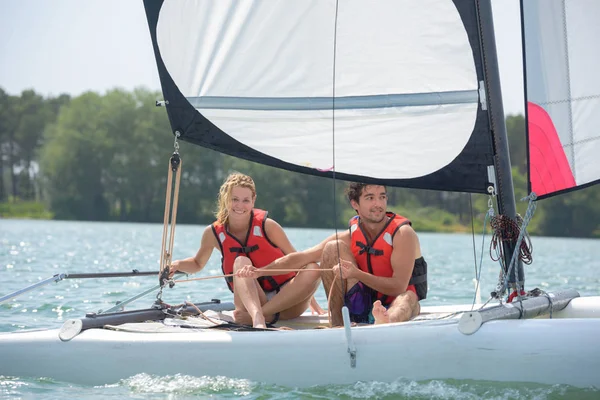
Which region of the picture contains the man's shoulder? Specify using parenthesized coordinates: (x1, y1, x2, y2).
(394, 223, 417, 241)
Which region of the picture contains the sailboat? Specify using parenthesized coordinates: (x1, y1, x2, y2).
(1, 0, 599, 388)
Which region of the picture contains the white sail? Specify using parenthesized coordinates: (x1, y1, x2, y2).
(523, 0, 600, 197)
(153, 0, 489, 183)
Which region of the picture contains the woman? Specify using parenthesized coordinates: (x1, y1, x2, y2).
(170, 172, 323, 328)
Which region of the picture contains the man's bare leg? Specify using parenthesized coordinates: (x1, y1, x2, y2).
(320, 240, 358, 327)
(233, 256, 268, 328)
(373, 291, 419, 324)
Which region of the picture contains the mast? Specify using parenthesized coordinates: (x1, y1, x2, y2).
(477, 0, 524, 291)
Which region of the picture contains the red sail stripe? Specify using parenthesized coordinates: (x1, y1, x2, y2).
(528, 102, 575, 196)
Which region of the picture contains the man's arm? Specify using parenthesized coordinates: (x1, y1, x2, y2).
(169, 226, 217, 276)
(245, 231, 349, 276)
(340, 225, 416, 297)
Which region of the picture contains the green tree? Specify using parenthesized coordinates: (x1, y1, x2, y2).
(0, 88, 14, 201)
(537, 185, 600, 237)
(505, 114, 527, 174)
(0, 90, 19, 201)
(40, 92, 111, 220)
(13, 90, 49, 200)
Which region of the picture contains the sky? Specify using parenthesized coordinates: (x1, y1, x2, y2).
(0, 0, 525, 116)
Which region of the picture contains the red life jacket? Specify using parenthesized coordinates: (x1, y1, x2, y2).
(212, 209, 296, 293)
(349, 212, 412, 306)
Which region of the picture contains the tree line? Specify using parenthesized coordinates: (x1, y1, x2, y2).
(0, 87, 598, 237)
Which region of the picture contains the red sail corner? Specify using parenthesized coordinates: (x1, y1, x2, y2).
(527, 102, 575, 197)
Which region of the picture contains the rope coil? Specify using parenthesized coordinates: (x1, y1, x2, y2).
(489, 214, 533, 265)
(491, 193, 538, 301)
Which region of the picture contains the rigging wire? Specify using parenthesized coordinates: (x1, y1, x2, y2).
(469, 194, 480, 311)
(328, 0, 346, 323)
(469, 194, 479, 281)
(469, 193, 495, 311)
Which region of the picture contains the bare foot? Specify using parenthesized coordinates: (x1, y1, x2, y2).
(252, 312, 267, 329)
(372, 300, 390, 324)
(253, 321, 267, 329)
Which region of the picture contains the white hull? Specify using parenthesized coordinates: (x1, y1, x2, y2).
(1, 297, 599, 388)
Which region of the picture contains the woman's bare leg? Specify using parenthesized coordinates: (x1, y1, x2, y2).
(232, 256, 268, 328)
(261, 264, 321, 320)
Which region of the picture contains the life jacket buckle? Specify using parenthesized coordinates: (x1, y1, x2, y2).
(229, 244, 259, 254)
(356, 241, 383, 256)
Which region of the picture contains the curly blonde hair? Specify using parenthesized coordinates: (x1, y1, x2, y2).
(215, 172, 256, 225)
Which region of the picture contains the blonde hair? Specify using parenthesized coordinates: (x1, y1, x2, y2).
(215, 172, 256, 225)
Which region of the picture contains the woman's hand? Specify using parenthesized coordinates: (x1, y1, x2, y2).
(309, 296, 326, 315)
(168, 261, 180, 278)
(235, 265, 260, 278)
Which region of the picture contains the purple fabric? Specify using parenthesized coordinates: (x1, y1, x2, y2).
(344, 282, 373, 323)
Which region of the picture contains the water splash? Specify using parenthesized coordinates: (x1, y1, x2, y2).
(120, 373, 254, 396)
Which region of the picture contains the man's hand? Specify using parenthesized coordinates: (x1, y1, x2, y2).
(332, 259, 360, 280)
(235, 265, 260, 279)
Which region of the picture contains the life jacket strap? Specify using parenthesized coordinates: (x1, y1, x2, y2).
(229, 244, 259, 254)
(356, 241, 384, 256)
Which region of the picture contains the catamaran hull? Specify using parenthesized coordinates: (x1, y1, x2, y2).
(1, 312, 599, 388)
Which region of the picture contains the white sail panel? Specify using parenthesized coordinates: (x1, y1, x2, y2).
(567, 1, 600, 185)
(156, 0, 480, 179)
(523, 0, 600, 197)
(156, 1, 336, 98)
(157, 0, 477, 97)
(200, 104, 476, 178)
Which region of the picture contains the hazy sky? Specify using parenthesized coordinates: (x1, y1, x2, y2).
(0, 0, 525, 115)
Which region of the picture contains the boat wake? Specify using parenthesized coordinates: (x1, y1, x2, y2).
(117, 374, 600, 399)
(3, 373, 599, 399)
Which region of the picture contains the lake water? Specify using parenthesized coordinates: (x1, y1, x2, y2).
(1, 219, 599, 399)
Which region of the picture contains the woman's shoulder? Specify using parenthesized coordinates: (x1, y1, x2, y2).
(201, 224, 219, 239)
(263, 216, 283, 230)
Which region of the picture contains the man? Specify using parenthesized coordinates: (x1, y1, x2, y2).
(236, 183, 427, 327)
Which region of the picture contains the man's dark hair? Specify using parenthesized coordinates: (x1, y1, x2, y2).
(345, 182, 387, 204)
(345, 183, 368, 204)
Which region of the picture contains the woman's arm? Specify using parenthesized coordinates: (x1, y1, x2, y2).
(169, 226, 217, 276)
(264, 218, 297, 255)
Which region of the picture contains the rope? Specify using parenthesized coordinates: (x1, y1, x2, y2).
(529, 288, 554, 319)
(491, 193, 537, 300)
(157, 133, 182, 300)
(172, 268, 333, 284)
(184, 301, 221, 326)
(489, 214, 533, 266)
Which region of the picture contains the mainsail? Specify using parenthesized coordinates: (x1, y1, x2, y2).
(522, 0, 600, 199)
(143, 0, 498, 194)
